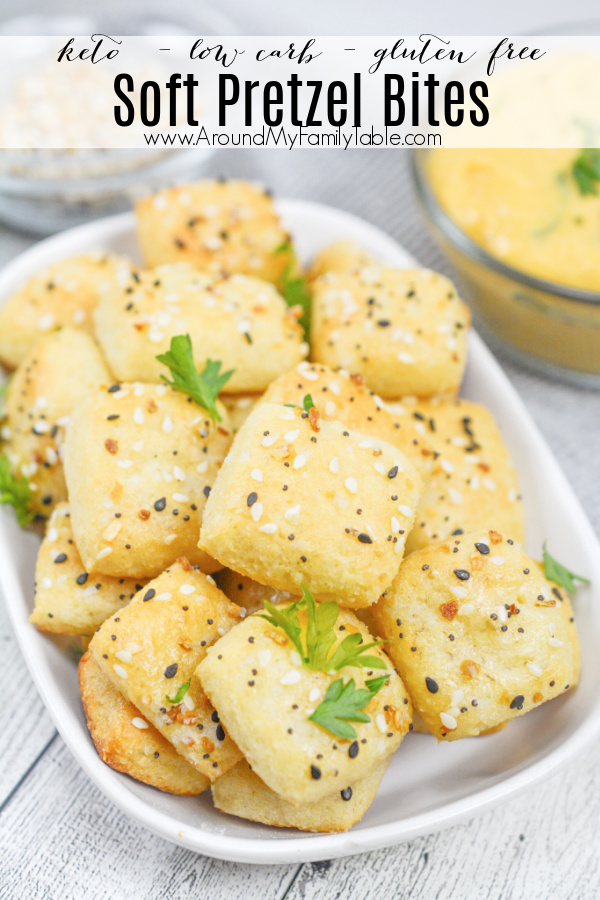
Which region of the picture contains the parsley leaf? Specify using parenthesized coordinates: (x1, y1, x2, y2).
(308, 675, 388, 739)
(572, 149, 600, 195)
(0, 455, 33, 527)
(275, 241, 311, 339)
(304, 591, 340, 671)
(302, 394, 315, 412)
(328, 632, 388, 672)
(259, 584, 386, 672)
(259, 596, 305, 660)
(156, 334, 234, 423)
(543, 543, 590, 593)
(165, 680, 190, 704)
(0, 377, 11, 419)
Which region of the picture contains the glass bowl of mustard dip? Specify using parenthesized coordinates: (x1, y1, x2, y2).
(412, 148, 600, 389)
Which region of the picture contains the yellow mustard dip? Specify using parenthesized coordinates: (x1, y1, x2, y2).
(426, 149, 600, 292)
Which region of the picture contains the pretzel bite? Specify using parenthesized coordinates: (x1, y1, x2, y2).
(30, 503, 147, 635)
(199, 402, 422, 608)
(306, 240, 379, 283)
(262, 362, 432, 475)
(3, 328, 110, 518)
(221, 394, 261, 434)
(311, 267, 470, 398)
(89, 561, 243, 781)
(372, 531, 579, 741)
(135, 179, 294, 284)
(0, 253, 133, 370)
(79, 652, 209, 795)
(214, 569, 297, 616)
(212, 757, 390, 833)
(93, 264, 306, 393)
(390, 398, 524, 554)
(197, 609, 410, 806)
(63, 383, 231, 578)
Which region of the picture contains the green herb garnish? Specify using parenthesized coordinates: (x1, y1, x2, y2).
(156, 334, 233, 423)
(0, 455, 33, 527)
(259, 585, 387, 673)
(543, 543, 590, 593)
(0, 377, 11, 420)
(572, 149, 600, 195)
(275, 241, 311, 338)
(165, 680, 190, 704)
(302, 394, 315, 412)
(308, 675, 390, 739)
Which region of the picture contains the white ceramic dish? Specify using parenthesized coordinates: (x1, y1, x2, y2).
(1, 201, 599, 865)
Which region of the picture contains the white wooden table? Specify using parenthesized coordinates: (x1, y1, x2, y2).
(1, 149, 600, 900)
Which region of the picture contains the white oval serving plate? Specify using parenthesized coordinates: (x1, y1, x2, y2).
(1, 200, 599, 865)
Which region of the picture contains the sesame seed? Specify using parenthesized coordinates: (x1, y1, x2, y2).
(450, 586, 468, 599)
(293, 454, 307, 469)
(526, 662, 543, 676)
(284, 504, 301, 524)
(251, 468, 263, 482)
(115, 650, 132, 663)
(113, 664, 128, 679)
(448, 489, 463, 505)
(96, 547, 113, 560)
(398, 505, 413, 517)
(489, 556, 506, 566)
(376, 713, 387, 733)
(284, 429, 300, 442)
(258, 649, 272, 666)
(280, 670, 301, 685)
(309, 688, 321, 702)
(345, 477, 358, 494)
(261, 433, 279, 447)
(132, 717, 149, 729)
(250, 502, 263, 522)
(440, 712, 457, 730)
(258, 523, 278, 534)
(179, 584, 195, 595)
(329, 457, 340, 474)
(425, 676, 439, 693)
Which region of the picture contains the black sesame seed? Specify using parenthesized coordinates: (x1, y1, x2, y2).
(501, 625, 508, 632)
(425, 676, 439, 693)
(510, 695, 525, 710)
(341, 787, 353, 801)
(451, 528, 464, 536)
(203, 486, 211, 498)
(108, 384, 121, 393)
(154, 497, 166, 512)
(348, 741, 359, 758)
(76, 573, 88, 585)
(247, 491, 258, 507)
(216, 724, 225, 742)
(54, 553, 67, 564)
(475, 542, 490, 555)
(387, 466, 398, 479)
(164, 664, 178, 679)
(310, 765, 322, 780)
(143, 589, 156, 601)
(211, 711, 220, 723)
(472, 699, 478, 707)
(453, 569, 470, 581)
(357, 533, 373, 544)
